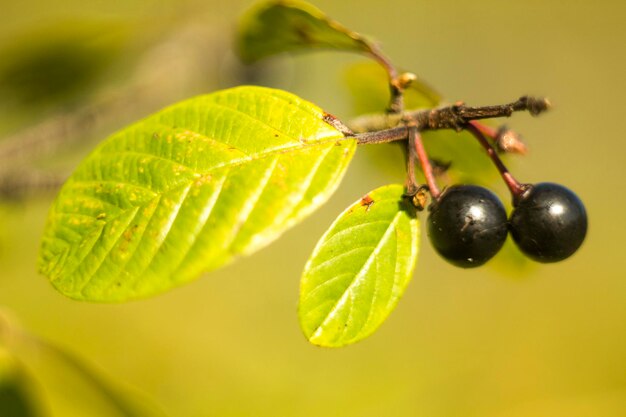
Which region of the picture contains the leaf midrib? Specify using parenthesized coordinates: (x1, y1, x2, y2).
(309, 211, 402, 342)
(54, 138, 354, 296)
(95, 135, 350, 185)
(69, 134, 353, 222)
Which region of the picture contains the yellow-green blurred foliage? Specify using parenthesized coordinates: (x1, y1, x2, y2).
(1, 0, 625, 416)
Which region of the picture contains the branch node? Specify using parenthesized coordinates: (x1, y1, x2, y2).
(524, 96, 552, 116)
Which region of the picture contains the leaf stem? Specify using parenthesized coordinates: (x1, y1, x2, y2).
(365, 43, 410, 114)
(354, 126, 408, 144)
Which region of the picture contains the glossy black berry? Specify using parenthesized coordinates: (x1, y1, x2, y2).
(509, 182, 587, 262)
(428, 185, 508, 268)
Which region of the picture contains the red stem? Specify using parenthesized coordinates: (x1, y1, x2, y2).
(469, 121, 498, 141)
(465, 123, 524, 198)
(410, 126, 441, 200)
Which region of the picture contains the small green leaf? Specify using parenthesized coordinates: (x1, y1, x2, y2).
(39, 86, 356, 302)
(299, 184, 419, 347)
(237, 0, 375, 63)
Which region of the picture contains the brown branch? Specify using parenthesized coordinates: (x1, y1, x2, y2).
(0, 170, 67, 199)
(414, 96, 550, 130)
(353, 95, 551, 144)
(0, 106, 103, 169)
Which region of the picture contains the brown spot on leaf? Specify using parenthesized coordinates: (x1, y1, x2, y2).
(360, 195, 374, 211)
(123, 224, 139, 242)
(294, 23, 314, 44)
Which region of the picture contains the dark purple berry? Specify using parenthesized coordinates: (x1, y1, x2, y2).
(509, 182, 587, 262)
(428, 185, 508, 268)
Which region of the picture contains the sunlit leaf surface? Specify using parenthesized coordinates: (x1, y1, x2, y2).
(299, 184, 419, 347)
(237, 0, 375, 63)
(39, 86, 356, 302)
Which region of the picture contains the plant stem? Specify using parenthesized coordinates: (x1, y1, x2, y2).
(469, 121, 498, 141)
(468, 121, 527, 155)
(350, 96, 550, 135)
(0, 170, 67, 199)
(464, 123, 524, 199)
(354, 126, 408, 144)
(365, 44, 404, 114)
(410, 126, 441, 200)
(405, 127, 419, 194)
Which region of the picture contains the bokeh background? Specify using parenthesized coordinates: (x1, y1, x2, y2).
(1, 0, 625, 416)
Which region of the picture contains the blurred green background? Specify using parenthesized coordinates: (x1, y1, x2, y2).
(1, 0, 625, 416)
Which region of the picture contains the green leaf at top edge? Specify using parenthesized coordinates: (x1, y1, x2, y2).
(39, 86, 356, 302)
(299, 184, 419, 347)
(237, 0, 375, 63)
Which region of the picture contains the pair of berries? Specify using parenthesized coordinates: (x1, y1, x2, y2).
(427, 182, 587, 267)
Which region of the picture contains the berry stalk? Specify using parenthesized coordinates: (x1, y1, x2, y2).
(469, 121, 528, 155)
(410, 126, 441, 200)
(464, 122, 525, 201)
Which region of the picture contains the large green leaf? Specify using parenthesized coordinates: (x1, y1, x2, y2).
(299, 184, 419, 347)
(237, 0, 375, 63)
(39, 86, 356, 302)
